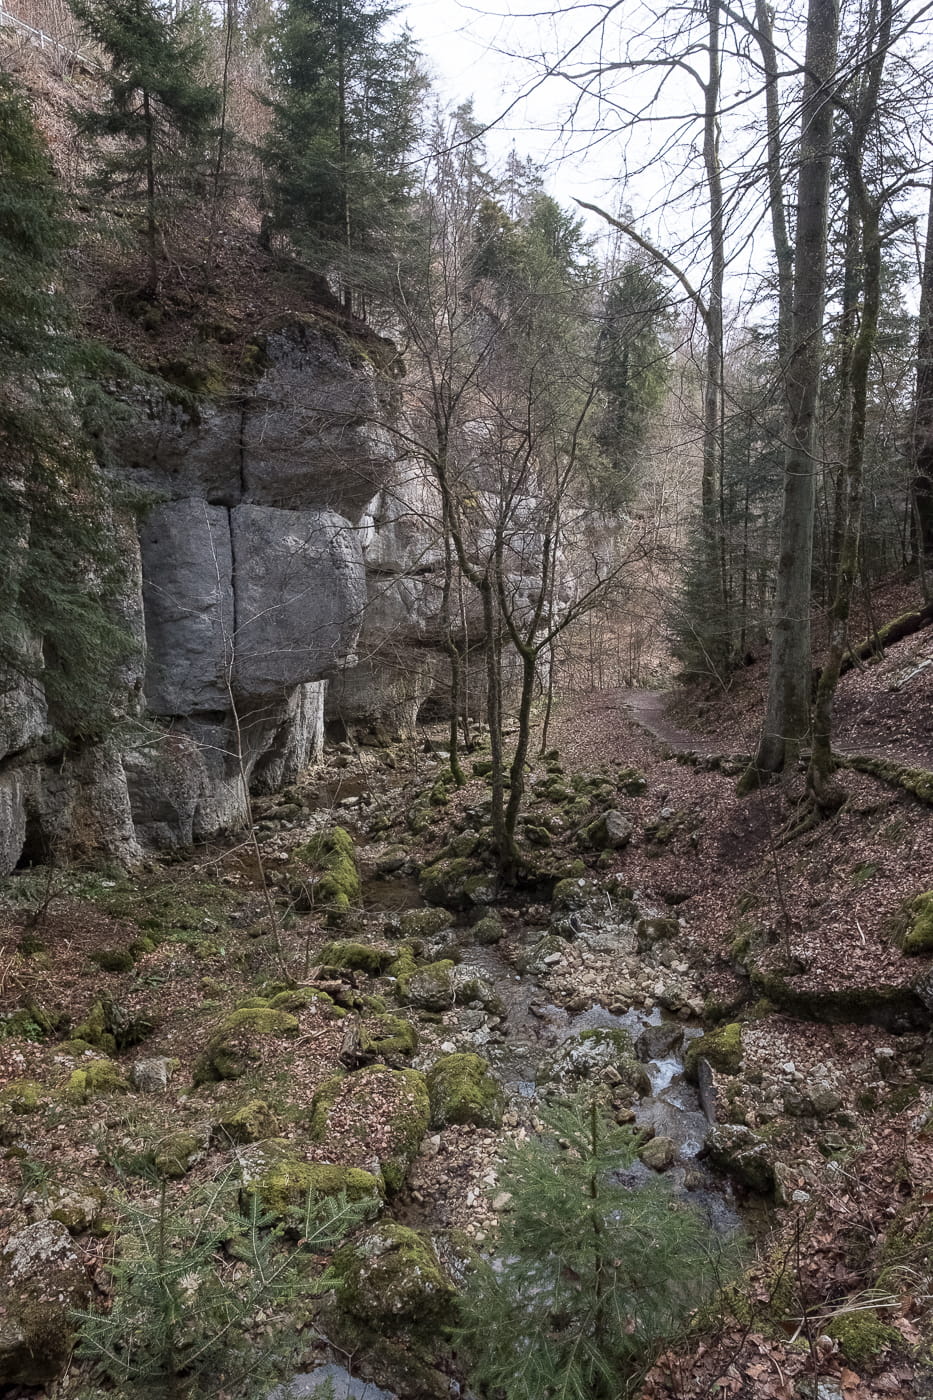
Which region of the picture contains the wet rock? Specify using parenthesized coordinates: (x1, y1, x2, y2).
(399, 960, 456, 1012)
(537, 1028, 651, 1100)
(635, 1023, 684, 1062)
(640, 1135, 676, 1170)
(451, 965, 504, 1014)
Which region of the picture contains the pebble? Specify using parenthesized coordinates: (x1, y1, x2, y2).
(492, 1192, 513, 1211)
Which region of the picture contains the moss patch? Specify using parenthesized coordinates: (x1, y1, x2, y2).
(427, 1053, 504, 1128)
(193, 1007, 299, 1084)
(332, 1222, 457, 1338)
(65, 1058, 129, 1103)
(293, 826, 360, 918)
(360, 1015, 418, 1061)
(900, 892, 933, 956)
(685, 1023, 743, 1080)
(319, 941, 394, 976)
(215, 1099, 281, 1145)
(240, 1147, 382, 1227)
(826, 1309, 900, 1368)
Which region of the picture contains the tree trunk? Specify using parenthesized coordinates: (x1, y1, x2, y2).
(912, 175, 933, 572)
(746, 0, 839, 782)
(142, 87, 159, 297)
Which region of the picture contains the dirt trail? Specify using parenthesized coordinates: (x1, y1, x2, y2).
(616, 689, 726, 757)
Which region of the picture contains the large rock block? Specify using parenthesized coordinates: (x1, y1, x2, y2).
(0, 665, 46, 763)
(241, 322, 398, 517)
(140, 501, 234, 716)
(250, 680, 325, 792)
(231, 506, 366, 697)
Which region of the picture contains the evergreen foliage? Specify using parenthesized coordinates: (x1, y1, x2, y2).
(75, 1175, 370, 1399)
(459, 1090, 732, 1400)
(0, 76, 134, 738)
(263, 0, 423, 307)
(69, 0, 220, 295)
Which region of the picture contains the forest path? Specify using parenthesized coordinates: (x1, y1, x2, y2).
(616, 689, 727, 758)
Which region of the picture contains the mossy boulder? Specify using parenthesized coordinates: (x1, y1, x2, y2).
(685, 1023, 743, 1081)
(152, 1130, 206, 1179)
(65, 1058, 129, 1103)
(360, 1015, 418, 1061)
(551, 877, 593, 912)
(267, 986, 346, 1016)
(581, 810, 634, 851)
(21, 1178, 110, 1235)
(393, 908, 452, 940)
(89, 947, 136, 973)
(899, 892, 933, 955)
(704, 1123, 776, 1195)
(0, 1080, 44, 1114)
(748, 964, 925, 1029)
(192, 1006, 299, 1084)
(319, 941, 394, 976)
(332, 1223, 457, 1338)
(427, 1053, 504, 1128)
(419, 858, 497, 910)
(826, 1308, 899, 1368)
(293, 826, 360, 918)
(73, 996, 152, 1054)
(0, 1220, 90, 1385)
(310, 1065, 430, 1193)
(215, 1099, 281, 1145)
(396, 959, 456, 1011)
(471, 912, 504, 945)
(238, 1140, 382, 1228)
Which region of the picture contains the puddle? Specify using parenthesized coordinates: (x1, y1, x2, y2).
(272, 1365, 396, 1399)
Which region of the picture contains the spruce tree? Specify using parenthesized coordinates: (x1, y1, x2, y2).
(459, 1091, 732, 1400)
(0, 76, 133, 738)
(263, 0, 423, 310)
(69, 0, 219, 296)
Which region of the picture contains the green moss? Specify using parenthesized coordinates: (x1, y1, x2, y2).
(617, 766, 647, 795)
(394, 908, 451, 940)
(840, 754, 933, 806)
(90, 947, 136, 973)
(749, 965, 923, 1028)
(395, 959, 455, 1010)
(192, 1007, 299, 1084)
(0, 1004, 60, 1042)
(685, 1023, 743, 1081)
(0, 1079, 44, 1113)
(826, 1309, 900, 1368)
(216, 1099, 281, 1144)
(901, 891, 933, 955)
(153, 1131, 204, 1178)
(419, 857, 477, 908)
(243, 1155, 382, 1224)
(267, 986, 344, 1015)
(293, 826, 361, 918)
(471, 912, 504, 945)
(332, 1223, 457, 1337)
(319, 941, 394, 976)
(360, 1015, 418, 1060)
(427, 1053, 504, 1128)
(65, 1058, 129, 1103)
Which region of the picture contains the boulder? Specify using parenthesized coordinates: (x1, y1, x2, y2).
(0, 1220, 90, 1386)
(237, 1139, 382, 1229)
(132, 1057, 176, 1093)
(193, 1007, 299, 1084)
(332, 1223, 457, 1338)
(536, 1028, 651, 1100)
(311, 1066, 430, 1193)
(427, 1053, 504, 1128)
(704, 1123, 776, 1195)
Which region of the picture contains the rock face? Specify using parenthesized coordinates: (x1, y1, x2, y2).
(0, 313, 586, 870)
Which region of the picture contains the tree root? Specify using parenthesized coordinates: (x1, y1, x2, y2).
(834, 752, 933, 805)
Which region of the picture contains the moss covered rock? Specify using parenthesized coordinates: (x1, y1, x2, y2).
(684, 1023, 743, 1081)
(311, 1065, 430, 1193)
(293, 826, 360, 918)
(65, 1058, 129, 1103)
(267, 986, 345, 1016)
(216, 1099, 281, 1145)
(900, 892, 933, 955)
(826, 1308, 899, 1368)
(396, 959, 456, 1011)
(193, 1007, 299, 1084)
(319, 941, 394, 976)
(0, 1080, 44, 1114)
(471, 912, 504, 945)
(427, 1053, 504, 1128)
(73, 996, 152, 1054)
(360, 1015, 418, 1061)
(332, 1223, 457, 1338)
(419, 858, 497, 910)
(704, 1123, 776, 1195)
(393, 908, 452, 940)
(0, 1220, 90, 1385)
(238, 1140, 382, 1227)
(153, 1130, 206, 1179)
(89, 947, 136, 973)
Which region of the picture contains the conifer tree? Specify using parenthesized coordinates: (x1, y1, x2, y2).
(0, 76, 133, 738)
(460, 1091, 731, 1399)
(263, 0, 423, 310)
(70, 0, 219, 296)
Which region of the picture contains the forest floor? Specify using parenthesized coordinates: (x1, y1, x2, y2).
(1, 584, 932, 1400)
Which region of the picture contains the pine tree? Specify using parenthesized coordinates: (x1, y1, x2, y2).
(0, 76, 133, 738)
(69, 0, 220, 296)
(459, 1090, 732, 1400)
(263, 0, 423, 310)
